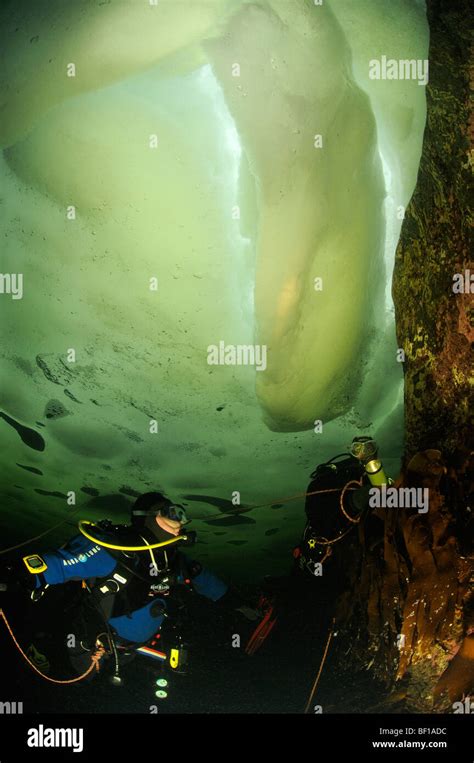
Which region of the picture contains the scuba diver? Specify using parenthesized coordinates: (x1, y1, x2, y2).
(4, 492, 257, 684)
(246, 436, 390, 656)
(294, 435, 388, 579)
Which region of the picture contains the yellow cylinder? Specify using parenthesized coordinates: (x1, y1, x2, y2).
(365, 458, 388, 486)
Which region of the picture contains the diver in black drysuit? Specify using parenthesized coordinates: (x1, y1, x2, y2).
(262, 438, 386, 645)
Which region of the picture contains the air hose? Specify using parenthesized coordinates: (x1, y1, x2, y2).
(78, 520, 188, 551)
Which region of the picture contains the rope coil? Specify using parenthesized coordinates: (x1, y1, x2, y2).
(0, 608, 105, 684)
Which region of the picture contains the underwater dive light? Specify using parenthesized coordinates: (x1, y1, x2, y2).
(363, 458, 389, 486)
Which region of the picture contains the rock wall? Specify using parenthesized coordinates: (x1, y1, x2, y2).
(392, 0, 473, 458)
(336, 0, 473, 712)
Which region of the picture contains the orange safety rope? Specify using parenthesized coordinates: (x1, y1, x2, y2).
(304, 479, 364, 548)
(0, 480, 365, 554)
(0, 608, 105, 684)
(304, 619, 335, 713)
(246, 484, 359, 512)
(196, 481, 366, 525)
(339, 479, 363, 523)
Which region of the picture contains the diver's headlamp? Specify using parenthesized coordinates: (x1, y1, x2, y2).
(364, 458, 389, 486)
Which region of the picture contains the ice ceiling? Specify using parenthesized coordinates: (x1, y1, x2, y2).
(0, 0, 428, 579)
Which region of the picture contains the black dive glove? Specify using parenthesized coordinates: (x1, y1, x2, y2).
(348, 483, 373, 516)
(4, 559, 45, 600)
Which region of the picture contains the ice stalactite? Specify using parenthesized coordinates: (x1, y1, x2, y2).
(0, 0, 427, 577)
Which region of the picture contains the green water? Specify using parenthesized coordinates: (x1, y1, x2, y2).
(0, 0, 428, 582)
